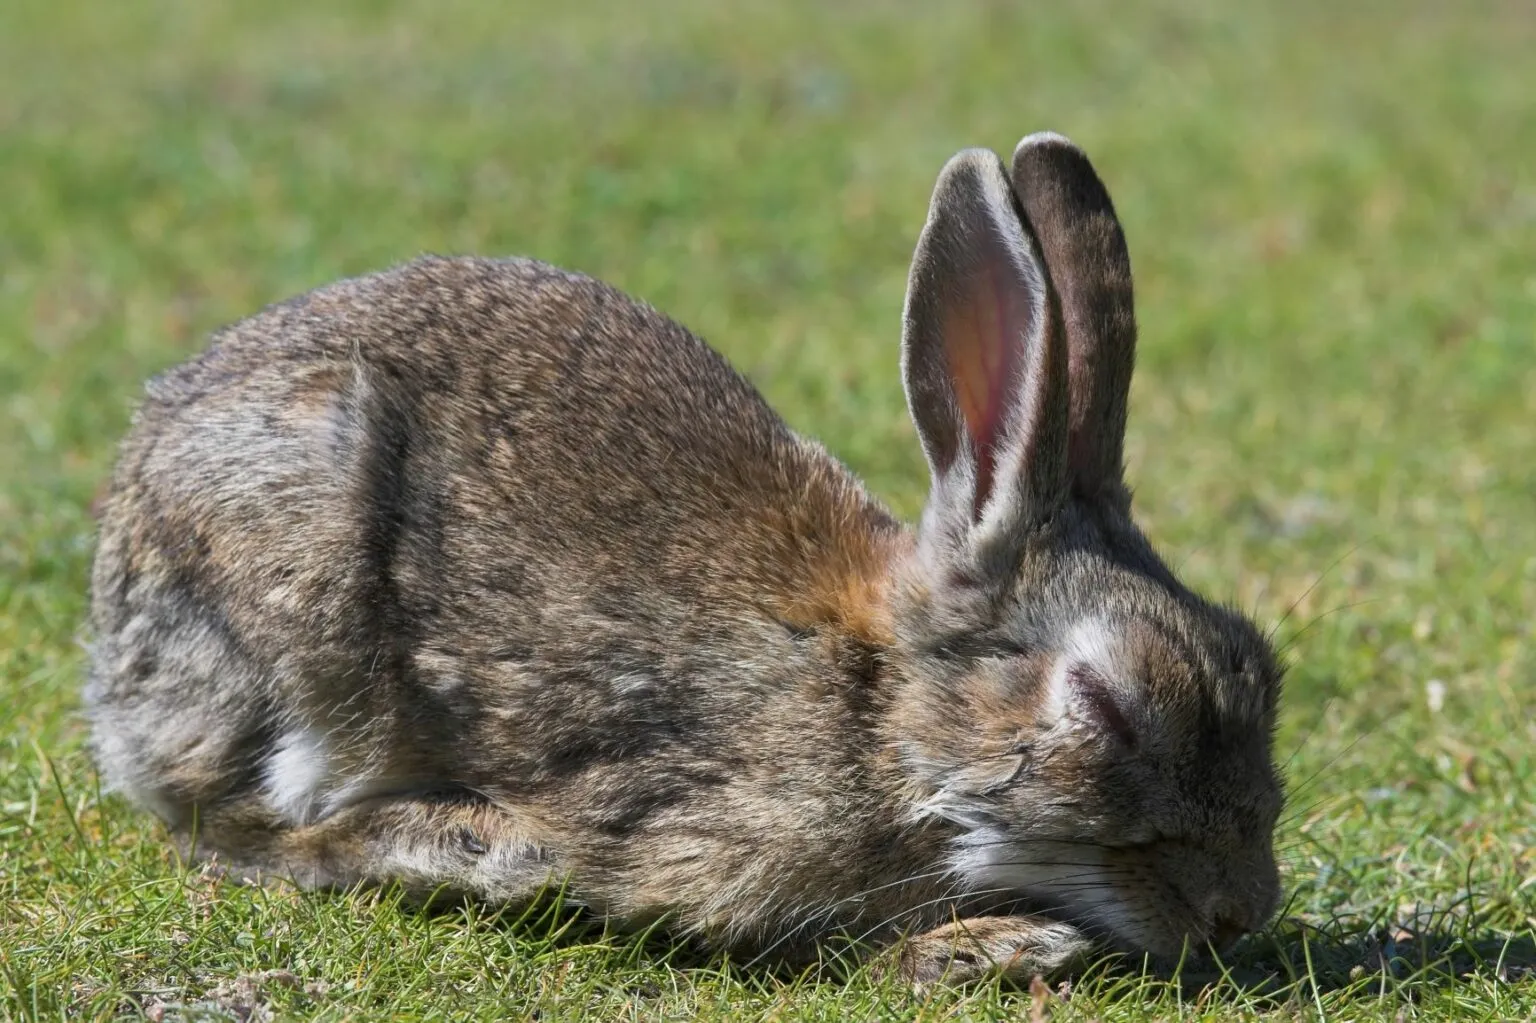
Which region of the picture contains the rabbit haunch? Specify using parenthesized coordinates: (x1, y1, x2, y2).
(86, 133, 1282, 982)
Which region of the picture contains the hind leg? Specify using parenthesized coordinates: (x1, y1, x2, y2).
(197, 793, 563, 906)
(86, 588, 278, 829)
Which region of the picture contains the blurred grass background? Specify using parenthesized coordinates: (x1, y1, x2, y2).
(1, 0, 1533, 1018)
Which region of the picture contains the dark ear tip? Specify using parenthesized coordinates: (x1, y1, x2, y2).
(1010, 132, 1097, 180)
(1009, 132, 1118, 218)
(1012, 131, 1082, 160)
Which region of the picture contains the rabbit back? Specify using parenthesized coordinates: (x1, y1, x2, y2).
(88, 257, 911, 886)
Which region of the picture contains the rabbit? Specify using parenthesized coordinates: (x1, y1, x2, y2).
(86, 132, 1284, 986)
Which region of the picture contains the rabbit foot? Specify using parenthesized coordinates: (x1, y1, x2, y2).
(292, 795, 561, 904)
(896, 914, 1093, 988)
(193, 791, 561, 906)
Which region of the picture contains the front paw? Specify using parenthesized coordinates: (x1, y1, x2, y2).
(896, 915, 1093, 988)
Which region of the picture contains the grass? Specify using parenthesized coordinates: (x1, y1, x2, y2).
(2, 0, 1533, 1018)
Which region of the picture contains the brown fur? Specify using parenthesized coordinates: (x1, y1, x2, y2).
(86, 133, 1284, 985)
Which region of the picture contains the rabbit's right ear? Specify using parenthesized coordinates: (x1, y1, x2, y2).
(902, 148, 1069, 587)
(1009, 133, 1136, 507)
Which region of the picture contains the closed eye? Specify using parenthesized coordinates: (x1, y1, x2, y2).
(929, 635, 1032, 661)
(1114, 827, 1179, 851)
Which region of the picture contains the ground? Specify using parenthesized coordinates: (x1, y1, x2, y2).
(2, 0, 1533, 1019)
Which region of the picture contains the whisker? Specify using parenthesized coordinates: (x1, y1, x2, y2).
(849, 884, 1019, 949)
(740, 865, 960, 968)
(1275, 598, 1379, 660)
(1268, 546, 1358, 643)
(1276, 791, 1349, 830)
(1282, 723, 1378, 809)
(950, 835, 1121, 853)
(1281, 693, 1339, 776)
(976, 863, 1132, 878)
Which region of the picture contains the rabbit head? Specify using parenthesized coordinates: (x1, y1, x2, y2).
(884, 135, 1283, 959)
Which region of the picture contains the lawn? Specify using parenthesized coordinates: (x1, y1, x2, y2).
(2, 0, 1533, 1019)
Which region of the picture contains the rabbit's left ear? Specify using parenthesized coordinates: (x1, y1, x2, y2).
(901, 148, 1070, 585)
(1009, 133, 1136, 507)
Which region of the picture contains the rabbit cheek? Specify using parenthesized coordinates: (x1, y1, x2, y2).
(945, 832, 1140, 948)
(1086, 842, 1278, 959)
(1082, 847, 1202, 956)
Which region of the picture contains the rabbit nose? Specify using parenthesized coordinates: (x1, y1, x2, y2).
(1208, 912, 1250, 954)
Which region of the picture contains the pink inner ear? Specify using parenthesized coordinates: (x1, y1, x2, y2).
(944, 259, 1028, 520)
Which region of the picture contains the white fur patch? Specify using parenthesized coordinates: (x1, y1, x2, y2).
(262, 726, 334, 824)
(611, 672, 652, 695)
(950, 828, 1133, 944)
(1044, 616, 1131, 725)
(1063, 616, 1120, 675)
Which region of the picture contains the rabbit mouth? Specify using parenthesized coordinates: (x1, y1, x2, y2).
(981, 888, 1223, 968)
(948, 830, 1212, 960)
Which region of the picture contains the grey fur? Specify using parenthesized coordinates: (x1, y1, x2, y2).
(87, 133, 1284, 984)
(902, 148, 1070, 589)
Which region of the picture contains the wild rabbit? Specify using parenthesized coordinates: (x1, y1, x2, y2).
(87, 133, 1283, 985)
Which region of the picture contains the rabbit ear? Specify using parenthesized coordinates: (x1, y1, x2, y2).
(902, 148, 1069, 583)
(1009, 133, 1136, 506)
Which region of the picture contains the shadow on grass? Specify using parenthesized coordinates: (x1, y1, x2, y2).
(1192, 915, 1536, 1005)
(394, 883, 1536, 1009)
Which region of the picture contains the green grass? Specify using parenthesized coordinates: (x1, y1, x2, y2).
(3, 0, 1534, 1018)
